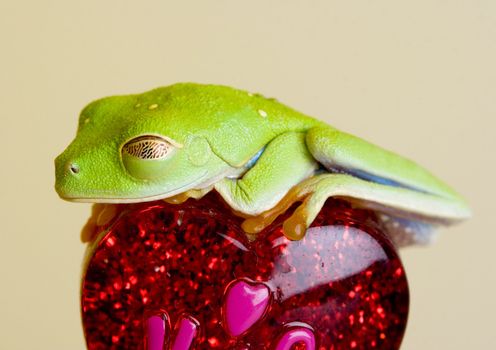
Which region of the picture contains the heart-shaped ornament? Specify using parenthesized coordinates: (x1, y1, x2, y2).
(81, 194, 409, 349)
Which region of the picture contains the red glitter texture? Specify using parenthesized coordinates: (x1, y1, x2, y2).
(81, 194, 409, 349)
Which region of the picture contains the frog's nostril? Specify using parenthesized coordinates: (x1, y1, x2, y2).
(69, 163, 80, 174)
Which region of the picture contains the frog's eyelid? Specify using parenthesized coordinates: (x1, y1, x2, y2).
(122, 135, 177, 160)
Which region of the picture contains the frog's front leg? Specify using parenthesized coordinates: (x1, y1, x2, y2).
(214, 132, 318, 218)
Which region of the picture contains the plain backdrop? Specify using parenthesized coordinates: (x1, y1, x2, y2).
(1, 1, 494, 349)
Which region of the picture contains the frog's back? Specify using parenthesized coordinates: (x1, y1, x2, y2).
(134, 83, 325, 166)
(152, 82, 324, 129)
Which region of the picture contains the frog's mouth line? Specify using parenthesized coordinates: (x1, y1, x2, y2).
(60, 173, 208, 204)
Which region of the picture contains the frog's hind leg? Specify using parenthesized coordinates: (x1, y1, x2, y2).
(287, 126, 471, 244)
(281, 173, 467, 244)
(306, 126, 466, 201)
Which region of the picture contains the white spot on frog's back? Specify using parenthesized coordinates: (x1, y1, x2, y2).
(84, 118, 90, 124)
(258, 109, 268, 118)
(148, 104, 158, 110)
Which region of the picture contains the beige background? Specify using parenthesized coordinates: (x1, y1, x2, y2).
(1, 1, 494, 349)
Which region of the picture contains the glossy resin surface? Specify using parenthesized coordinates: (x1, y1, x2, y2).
(81, 194, 409, 349)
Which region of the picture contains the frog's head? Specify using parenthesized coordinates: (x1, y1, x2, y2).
(55, 83, 271, 203)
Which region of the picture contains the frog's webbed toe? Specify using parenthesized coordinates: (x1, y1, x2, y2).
(241, 176, 323, 235)
(163, 186, 214, 205)
(81, 203, 118, 242)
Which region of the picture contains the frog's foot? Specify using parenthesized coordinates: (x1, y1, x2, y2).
(81, 203, 118, 242)
(241, 176, 325, 236)
(281, 174, 358, 240)
(163, 186, 214, 205)
(246, 172, 398, 241)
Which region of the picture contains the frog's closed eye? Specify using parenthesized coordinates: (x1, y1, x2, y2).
(122, 135, 177, 180)
(122, 135, 174, 160)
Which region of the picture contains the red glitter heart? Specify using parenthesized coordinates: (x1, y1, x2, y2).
(81, 194, 409, 349)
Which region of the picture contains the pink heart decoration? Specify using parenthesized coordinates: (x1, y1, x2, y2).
(223, 279, 270, 337)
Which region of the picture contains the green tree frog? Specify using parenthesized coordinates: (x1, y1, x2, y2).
(55, 83, 470, 245)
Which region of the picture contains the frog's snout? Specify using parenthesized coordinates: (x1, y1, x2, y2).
(54, 152, 81, 198)
(55, 154, 80, 178)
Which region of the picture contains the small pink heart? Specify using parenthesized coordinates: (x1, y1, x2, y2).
(223, 279, 270, 337)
